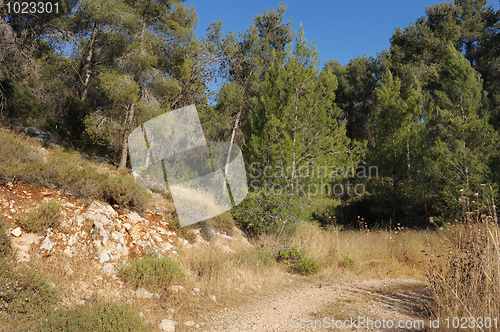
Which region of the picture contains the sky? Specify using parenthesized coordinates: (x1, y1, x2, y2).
(184, 0, 500, 66)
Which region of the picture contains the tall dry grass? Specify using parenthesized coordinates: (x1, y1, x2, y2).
(258, 222, 441, 281)
(426, 186, 500, 331)
(166, 221, 445, 327)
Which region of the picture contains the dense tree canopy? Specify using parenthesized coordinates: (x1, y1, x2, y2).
(1, 0, 499, 232)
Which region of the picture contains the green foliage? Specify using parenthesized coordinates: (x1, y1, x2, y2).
(0, 131, 150, 214)
(99, 71, 140, 104)
(0, 214, 12, 259)
(326, 56, 377, 143)
(233, 190, 295, 237)
(1, 0, 500, 233)
(0, 78, 39, 120)
(237, 27, 363, 233)
(0, 260, 59, 318)
(233, 249, 275, 269)
(37, 301, 148, 332)
(102, 173, 150, 214)
(278, 246, 319, 275)
(17, 200, 62, 233)
(119, 255, 185, 291)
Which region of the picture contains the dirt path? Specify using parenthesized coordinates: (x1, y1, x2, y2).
(198, 279, 430, 331)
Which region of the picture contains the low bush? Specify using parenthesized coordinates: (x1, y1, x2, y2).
(233, 190, 297, 237)
(0, 132, 44, 185)
(103, 173, 150, 215)
(0, 260, 59, 318)
(278, 246, 319, 275)
(17, 199, 61, 233)
(0, 214, 12, 259)
(119, 255, 185, 292)
(0, 131, 150, 214)
(37, 301, 148, 332)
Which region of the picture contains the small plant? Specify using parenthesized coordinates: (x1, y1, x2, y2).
(0, 260, 59, 318)
(0, 214, 12, 259)
(103, 173, 150, 215)
(278, 246, 319, 275)
(119, 255, 185, 292)
(17, 199, 61, 233)
(212, 212, 235, 235)
(169, 217, 197, 243)
(233, 249, 276, 269)
(37, 301, 148, 332)
(340, 256, 355, 268)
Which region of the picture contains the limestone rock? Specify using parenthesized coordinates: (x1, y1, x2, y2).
(135, 288, 154, 299)
(101, 263, 117, 276)
(158, 319, 176, 332)
(11, 227, 22, 237)
(40, 233, 54, 251)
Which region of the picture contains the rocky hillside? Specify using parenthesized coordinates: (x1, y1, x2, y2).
(1, 169, 252, 331)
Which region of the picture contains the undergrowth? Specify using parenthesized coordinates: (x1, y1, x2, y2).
(16, 199, 61, 233)
(0, 131, 150, 214)
(278, 245, 319, 275)
(36, 301, 148, 332)
(119, 255, 185, 292)
(0, 214, 12, 259)
(426, 186, 500, 331)
(0, 260, 59, 323)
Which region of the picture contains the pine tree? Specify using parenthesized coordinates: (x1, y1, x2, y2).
(427, 44, 498, 216)
(369, 69, 424, 222)
(235, 27, 362, 233)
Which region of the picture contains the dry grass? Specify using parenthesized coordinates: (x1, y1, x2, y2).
(258, 222, 442, 281)
(169, 244, 292, 324)
(152, 222, 445, 328)
(426, 186, 500, 331)
(12, 219, 449, 330)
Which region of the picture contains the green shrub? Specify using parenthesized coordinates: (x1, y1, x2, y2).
(37, 301, 148, 332)
(0, 131, 150, 214)
(17, 199, 61, 233)
(103, 174, 150, 215)
(233, 190, 297, 237)
(233, 249, 275, 269)
(0, 132, 43, 184)
(0, 214, 12, 259)
(278, 246, 319, 275)
(119, 255, 185, 291)
(0, 260, 59, 318)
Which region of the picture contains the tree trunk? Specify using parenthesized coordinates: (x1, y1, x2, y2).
(224, 70, 253, 182)
(118, 103, 136, 169)
(225, 105, 243, 174)
(79, 22, 98, 100)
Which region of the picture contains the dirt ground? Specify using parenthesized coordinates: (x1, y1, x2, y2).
(195, 278, 430, 332)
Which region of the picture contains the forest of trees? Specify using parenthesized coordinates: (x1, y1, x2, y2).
(1, 0, 499, 233)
